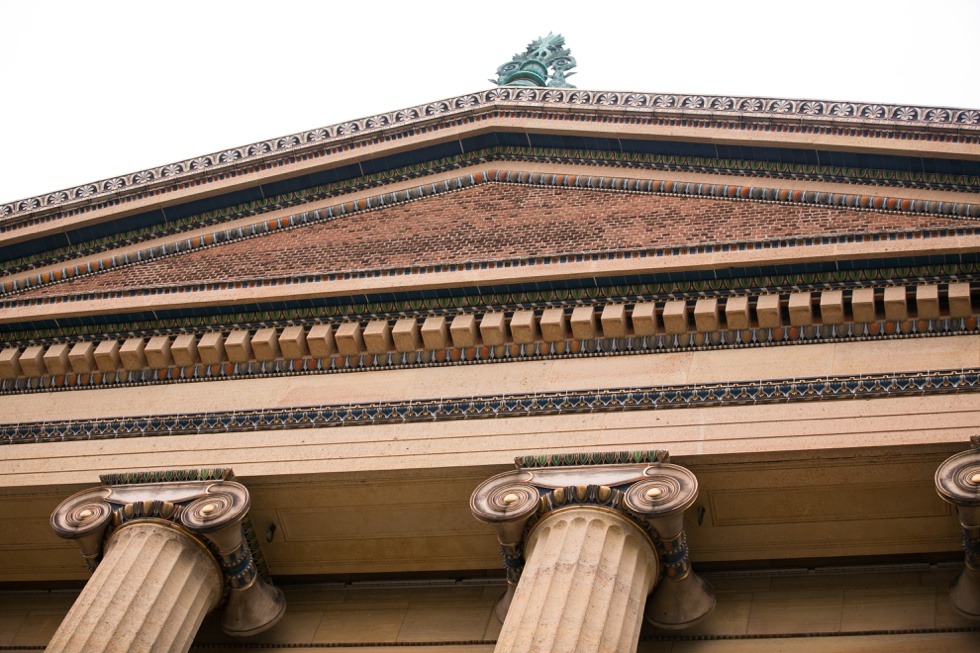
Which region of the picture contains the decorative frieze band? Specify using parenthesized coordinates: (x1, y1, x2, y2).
(0, 283, 972, 384)
(3, 367, 979, 445)
(4, 89, 976, 224)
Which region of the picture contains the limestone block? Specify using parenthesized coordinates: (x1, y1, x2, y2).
(948, 282, 972, 318)
(851, 288, 877, 323)
(145, 336, 173, 369)
(392, 318, 421, 352)
(480, 313, 507, 346)
(68, 342, 97, 373)
(819, 290, 845, 325)
(570, 306, 596, 340)
(915, 285, 941, 320)
(251, 328, 281, 361)
(883, 286, 908, 321)
(510, 311, 538, 344)
(335, 323, 364, 356)
(279, 326, 309, 359)
(756, 295, 782, 328)
(94, 341, 121, 373)
(421, 316, 450, 350)
(307, 325, 335, 358)
(450, 314, 478, 348)
(19, 345, 46, 377)
(0, 348, 22, 378)
(363, 321, 393, 354)
(632, 302, 659, 336)
(43, 343, 72, 375)
(694, 298, 721, 332)
(119, 338, 147, 371)
(225, 331, 253, 363)
(198, 333, 226, 365)
(788, 292, 813, 326)
(662, 300, 690, 334)
(171, 334, 200, 367)
(600, 304, 628, 338)
(725, 296, 750, 330)
(539, 309, 567, 342)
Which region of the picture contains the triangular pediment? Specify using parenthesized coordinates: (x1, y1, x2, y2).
(3, 172, 973, 302)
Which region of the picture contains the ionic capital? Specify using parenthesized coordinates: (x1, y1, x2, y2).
(471, 451, 714, 629)
(935, 437, 980, 620)
(50, 469, 285, 636)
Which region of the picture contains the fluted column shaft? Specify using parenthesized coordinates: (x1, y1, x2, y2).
(46, 522, 222, 653)
(495, 508, 657, 653)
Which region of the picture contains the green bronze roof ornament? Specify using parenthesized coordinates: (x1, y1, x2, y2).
(492, 33, 577, 88)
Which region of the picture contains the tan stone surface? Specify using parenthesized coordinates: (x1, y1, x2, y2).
(253, 328, 282, 361)
(724, 296, 750, 330)
(198, 332, 226, 364)
(226, 330, 254, 363)
(119, 337, 147, 371)
(819, 289, 845, 324)
(539, 308, 567, 343)
(632, 302, 659, 336)
(450, 314, 478, 347)
(570, 306, 597, 340)
(93, 340, 121, 372)
(788, 292, 813, 326)
(335, 323, 364, 356)
(68, 341, 96, 373)
(756, 294, 781, 328)
(949, 282, 973, 318)
(280, 326, 310, 359)
(851, 287, 877, 323)
(170, 334, 199, 367)
(0, 348, 22, 379)
(17, 346, 44, 378)
(43, 343, 71, 376)
(45, 522, 221, 653)
(510, 311, 537, 344)
(307, 324, 335, 358)
(363, 321, 393, 355)
(480, 313, 507, 346)
(421, 316, 450, 350)
(393, 318, 421, 352)
(145, 336, 173, 369)
(601, 304, 628, 338)
(884, 285, 908, 321)
(662, 300, 689, 334)
(694, 298, 720, 332)
(917, 284, 941, 320)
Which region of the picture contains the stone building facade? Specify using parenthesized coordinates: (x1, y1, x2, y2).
(0, 87, 979, 651)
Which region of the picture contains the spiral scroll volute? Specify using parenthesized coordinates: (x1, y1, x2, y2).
(624, 464, 698, 537)
(470, 475, 540, 545)
(935, 445, 980, 620)
(50, 488, 114, 568)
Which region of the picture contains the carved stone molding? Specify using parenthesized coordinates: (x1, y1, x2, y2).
(50, 470, 286, 639)
(471, 451, 715, 637)
(935, 436, 980, 620)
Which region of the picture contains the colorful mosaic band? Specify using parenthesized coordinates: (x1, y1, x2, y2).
(3, 368, 979, 446)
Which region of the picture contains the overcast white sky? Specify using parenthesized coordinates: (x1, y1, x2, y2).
(2, 0, 978, 204)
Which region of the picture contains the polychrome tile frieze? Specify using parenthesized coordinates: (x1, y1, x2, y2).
(3, 368, 979, 445)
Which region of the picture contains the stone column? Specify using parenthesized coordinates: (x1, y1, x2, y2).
(46, 522, 222, 653)
(48, 470, 286, 653)
(936, 437, 980, 620)
(471, 451, 714, 653)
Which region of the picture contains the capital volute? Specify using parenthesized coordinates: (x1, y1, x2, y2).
(50, 469, 285, 636)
